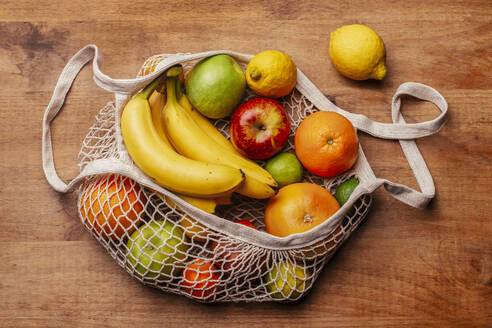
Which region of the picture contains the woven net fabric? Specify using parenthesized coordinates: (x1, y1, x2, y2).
(75, 54, 373, 302)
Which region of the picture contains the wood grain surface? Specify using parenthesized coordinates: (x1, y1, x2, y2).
(0, 0, 491, 327)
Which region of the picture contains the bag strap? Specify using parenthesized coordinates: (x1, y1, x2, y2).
(375, 83, 444, 207)
(42, 45, 99, 192)
(296, 72, 448, 139)
(41, 44, 148, 192)
(356, 82, 446, 208)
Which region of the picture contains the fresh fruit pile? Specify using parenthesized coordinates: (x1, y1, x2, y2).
(80, 43, 372, 300)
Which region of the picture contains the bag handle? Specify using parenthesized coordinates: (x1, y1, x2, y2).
(42, 45, 101, 192)
(353, 82, 446, 208)
(296, 71, 448, 140)
(374, 83, 444, 207)
(41, 44, 152, 192)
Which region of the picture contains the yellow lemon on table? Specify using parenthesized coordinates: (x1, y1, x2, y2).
(246, 50, 297, 98)
(329, 24, 387, 80)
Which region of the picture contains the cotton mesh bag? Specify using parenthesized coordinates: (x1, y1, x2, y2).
(42, 45, 447, 302)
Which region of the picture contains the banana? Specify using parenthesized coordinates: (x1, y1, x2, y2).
(178, 95, 238, 153)
(148, 86, 171, 147)
(149, 87, 219, 211)
(163, 75, 277, 199)
(236, 176, 276, 198)
(165, 194, 216, 214)
(121, 73, 245, 198)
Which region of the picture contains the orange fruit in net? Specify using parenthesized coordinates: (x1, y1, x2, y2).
(295, 111, 358, 178)
(79, 174, 144, 240)
(139, 55, 184, 82)
(265, 183, 341, 260)
(139, 56, 167, 76)
(182, 259, 220, 299)
(265, 183, 340, 237)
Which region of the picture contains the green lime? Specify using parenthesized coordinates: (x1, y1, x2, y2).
(265, 153, 303, 188)
(335, 177, 359, 216)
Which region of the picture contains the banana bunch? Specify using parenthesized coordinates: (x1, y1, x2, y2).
(121, 72, 244, 199)
(121, 65, 277, 214)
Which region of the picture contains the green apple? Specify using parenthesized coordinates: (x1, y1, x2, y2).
(126, 219, 189, 281)
(265, 260, 312, 299)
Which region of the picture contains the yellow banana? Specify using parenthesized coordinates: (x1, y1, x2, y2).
(150, 88, 218, 211)
(121, 74, 245, 198)
(178, 95, 238, 153)
(149, 87, 171, 147)
(163, 75, 277, 199)
(237, 176, 276, 198)
(165, 194, 216, 214)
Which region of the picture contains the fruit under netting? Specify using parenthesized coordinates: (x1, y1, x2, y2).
(75, 54, 372, 302)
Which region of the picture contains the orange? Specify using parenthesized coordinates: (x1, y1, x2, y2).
(265, 183, 340, 237)
(265, 183, 341, 260)
(295, 111, 359, 178)
(79, 174, 144, 240)
(182, 259, 220, 299)
(139, 56, 184, 82)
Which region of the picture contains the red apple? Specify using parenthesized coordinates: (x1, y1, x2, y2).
(230, 97, 290, 160)
(234, 219, 257, 229)
(211, 220, 260, 274)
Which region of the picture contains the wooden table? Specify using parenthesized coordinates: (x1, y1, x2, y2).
(1, 1, 490, 327)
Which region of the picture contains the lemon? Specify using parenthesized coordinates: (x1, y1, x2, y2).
(329, 24, 387, 80)
(265, 260, 312, 299)
(246, 50, 297, 98)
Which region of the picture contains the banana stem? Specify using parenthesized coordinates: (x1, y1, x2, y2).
(166, 76, 179, 106)
(166, 65, 183, 78)
(139, 75, 164, 99)
(176, 78, 183, 100)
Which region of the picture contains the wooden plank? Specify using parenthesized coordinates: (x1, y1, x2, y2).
(0, 0, 491, 327)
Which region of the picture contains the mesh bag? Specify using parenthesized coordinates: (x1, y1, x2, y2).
(42, 45, 448, 302)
